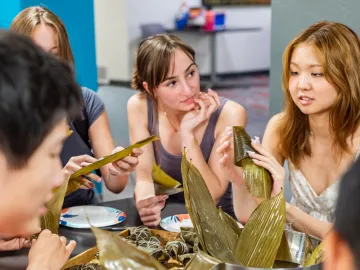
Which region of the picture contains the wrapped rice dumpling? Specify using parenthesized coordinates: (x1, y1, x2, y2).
(91, 226, 166, 270)
(233, 126, 272, 199)
(165, 240, 189, 257)
(181, 151, 241, 265)
(234, 191, 286, 268)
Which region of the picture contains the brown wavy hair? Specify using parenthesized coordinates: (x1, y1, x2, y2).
(278, 21, 360, 167)
(10, 6, 74, 65)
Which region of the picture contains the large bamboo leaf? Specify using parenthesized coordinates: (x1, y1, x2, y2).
(70, 136, 159, 179)
(152, 163, 182, 188)
(218, 208, 242, 251)
(184, 251, 223, 270)
(181, 151, 241, 265)
(303, 242, 325, 266)
(91, 226, 166, 270)
(41, 178, 69, 234)
(275, 231, 292, 263)
(66, 177, 85, 196)
(234, 191, 286, 268)
(233, 126, 272, 199)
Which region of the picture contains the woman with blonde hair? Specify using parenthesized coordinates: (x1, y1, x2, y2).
(218, 21, 360, 239)
(10, 6, 143, 208)
(128, 34, 247, 226)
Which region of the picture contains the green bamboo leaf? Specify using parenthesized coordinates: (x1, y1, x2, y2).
(184, 251, 223, 270)
(70, 135, 158, 179)
(233, 126, 255, 166)
(303, 242, 325, 266)
(218, 207, 242, 251)
(275, 232, 292, 263)
(152, 163, 182, 188)
(91, 226, 166, 270)
(66, 177, 85, 196)
(181, 151, 241, 264)
(233, 126, 272, 199)
(234, 191, 286, 268)
(41, 178, 69, 234)
(154, 184, 184, 196)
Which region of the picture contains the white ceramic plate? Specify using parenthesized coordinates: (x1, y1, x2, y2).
(160, 213, 244, 233)
(60, 205, 126, 229)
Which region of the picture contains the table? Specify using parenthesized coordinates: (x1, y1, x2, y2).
(0, 198, 187, 270)
(166, 27, 262, 89)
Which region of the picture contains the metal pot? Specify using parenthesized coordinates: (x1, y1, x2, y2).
(212, 230, 322, 270)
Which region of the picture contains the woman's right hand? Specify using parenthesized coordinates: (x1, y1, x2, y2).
(62, 155, 102, 189)
(216, 126, 244, 187)
(27, 230, 76, 270)
(136, 195, 168, 227)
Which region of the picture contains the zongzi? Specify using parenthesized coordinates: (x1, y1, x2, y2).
(233, 126, 272, 199)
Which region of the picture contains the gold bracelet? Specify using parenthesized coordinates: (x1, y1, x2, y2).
(287, 205, 300, 230)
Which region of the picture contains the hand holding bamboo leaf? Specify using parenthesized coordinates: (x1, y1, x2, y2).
(63, 155, 102, 190)
(108, 147, 143, 177)
(248, 136, 284, 198)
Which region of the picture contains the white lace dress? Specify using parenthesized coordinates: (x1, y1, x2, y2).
(287, 150, 360, 223)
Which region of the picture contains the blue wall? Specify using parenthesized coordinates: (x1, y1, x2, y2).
(0, 1, 21, 28)
(0, 0, 98, 91)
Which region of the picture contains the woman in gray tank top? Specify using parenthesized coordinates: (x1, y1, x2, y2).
(127, 34, 247, 227)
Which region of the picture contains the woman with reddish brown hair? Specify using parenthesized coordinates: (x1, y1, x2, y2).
(219, 21, 360, 239)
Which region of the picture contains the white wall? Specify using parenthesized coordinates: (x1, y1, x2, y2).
(94, 0, 129, 81)
(95, 0, 271, 81)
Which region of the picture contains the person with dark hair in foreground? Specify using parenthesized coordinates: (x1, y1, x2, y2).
(0, 29, 82, 268)
(324, 157, 360, 270)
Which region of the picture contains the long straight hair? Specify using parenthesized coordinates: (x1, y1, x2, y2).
(279, 21, 360, 167)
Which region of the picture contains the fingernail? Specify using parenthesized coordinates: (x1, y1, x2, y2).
(226, 126, 232, 130)
(226, 131, 232, 136)
(224, 141, 229, 145)
(164, 195, 169, 199)
(247, 151, 255, 155)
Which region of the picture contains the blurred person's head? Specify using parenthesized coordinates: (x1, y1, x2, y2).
(10, 6, 74, 64)
(324, 158, 360, 270)
(278, 21, 360, 167)
(0, 30, 82, 236)
(132, 34, 200, 113)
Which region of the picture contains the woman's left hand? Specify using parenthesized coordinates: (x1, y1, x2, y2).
(107, 147, 144, 177)
(248, 136, 285, 198)
(180, 89, 220, 138)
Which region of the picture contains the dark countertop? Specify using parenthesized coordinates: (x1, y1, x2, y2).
(0, 198, 187, 270)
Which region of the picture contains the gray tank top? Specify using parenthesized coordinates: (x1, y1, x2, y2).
(147, 95, 235, 218)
